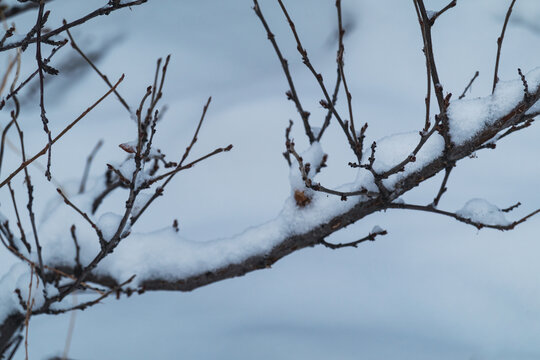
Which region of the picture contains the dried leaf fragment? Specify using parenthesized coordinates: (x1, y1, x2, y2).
(294, 189, 311, 207)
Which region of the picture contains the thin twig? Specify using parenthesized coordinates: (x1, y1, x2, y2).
(492, 0, 517, 94)
(501, 202, 521, 213)
(70, 225, 81, 271)
(270, 0, 361, 163)
(142, 145, 233, 188)
(35, 0, 54, 181)
(65, 22, 131, 114)
(6, 245, 105, 295)
(252, 0, 315, 143)
(429, 0, 457, 24)
(10, 103, 45, 280)
(0, 51, 19, 97)
(0, 0, 149, 52)
(0, 40, 67, 110)
(335, 0, 359, 156)
(0, 75, 124, 188)
(459, 71, 479, 99)
(24, 266, 36, 360)
(321, 228, 387, 249)
(7, 182, 31, 253)
(414, 0, 446, 114)
(287, 141, 377, 201)
(57, 189, 106, 248)
(79, 140, 103, 194)
(61, 294, 77, 360)
(431, 163, 454, 207)
(5, 335, 22, 360)
(0, 1, 52, 21)
(377, 123, 440, 180)
(317, 68, 341, 141)
(388, 202, 540, 230)
(47, 275, 135, 315)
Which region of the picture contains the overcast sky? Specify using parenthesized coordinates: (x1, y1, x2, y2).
(2, 0, 540, 359)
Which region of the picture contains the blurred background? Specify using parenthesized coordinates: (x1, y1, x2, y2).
(1, 0, 540, 359)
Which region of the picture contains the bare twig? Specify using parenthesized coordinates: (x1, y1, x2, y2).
(47, 275, 135, 315)
(282, 119, 293, 166)
(5, 335, 22, 360)
(429, 0, 457, 25)
(459, 71, 479, 99)
(379, 124, 439, 179)
(0, 75, 124, 188)
(0, 51, 19, 97)
(492, 0, 517, 94)
(317, 68, 341, 141)
(413, 0, 446, 114)
(7, 244, 105, 295)
(7, 182, 31, 253)
(335, 0, 360, 155)
(70, 225, 81, 272)
(24, 266, 36, 360)
(178, 97, 211, 167)
(10, 104, 45, 280)
(130, 95, 231, 226)
(270, 0, 361, 163)
(0, 119, 14, 175)
(518, 68, 531, 103)
(502, 202, 521, 213)
(431, 163, 454, 207)
(64, 22, 131, 114)
(287, 141, 377, 201)
(79, 140, 103, 194)
(0, 40, 67, 110)
(61, 294, 77, 360)
(35, 0, 54, 181)
(0, 1, 52, 21)
(252, 0, 315, 143)
(141, 145, 233, 189)
(57, 189, 106, 248)
(0, 0, 149, 52)
(388, 202, 540, 231)
(321, 228, 387, 249)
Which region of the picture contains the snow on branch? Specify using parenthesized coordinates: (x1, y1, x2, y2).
(448, 67, 540, 145)
(0, 0, 539, 356)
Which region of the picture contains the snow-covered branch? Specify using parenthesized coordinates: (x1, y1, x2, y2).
(0, 0, 538, 357)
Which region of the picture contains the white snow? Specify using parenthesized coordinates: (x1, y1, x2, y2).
(371, 131, 445, 188)
(456, 198, 511, 226)
(0, 160, 371, 319)
(8, 1, 540, 358)
(117, 158, 136, 180)
(0, 132, 449, 317)
(288, 141, 324, 192)
(96, 212, 124, 241)
(0, 263, 53, 324)
(526, 98, 540, 115)
(448, 67, 540, 145)
(132, 192, 153, 218)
